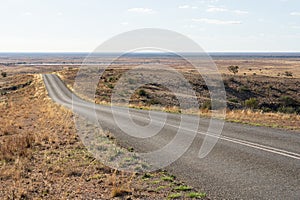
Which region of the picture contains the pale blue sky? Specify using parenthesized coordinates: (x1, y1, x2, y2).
(0, 0, 300, 52)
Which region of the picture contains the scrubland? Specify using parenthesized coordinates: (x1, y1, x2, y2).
(0, 55, 299, 199)
(0, 73, 206, 199)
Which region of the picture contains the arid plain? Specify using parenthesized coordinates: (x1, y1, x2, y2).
(0, 53, 299, 199)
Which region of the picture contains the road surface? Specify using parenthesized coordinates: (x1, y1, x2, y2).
(43, 74, 300, 199)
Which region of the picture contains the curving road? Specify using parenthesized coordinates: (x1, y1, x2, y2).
(43, 74, 300, 199)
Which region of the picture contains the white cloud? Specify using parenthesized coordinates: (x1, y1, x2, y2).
(290, 12, 300, 16)
(179, 5, 190, 9)
(206, 6, 248, 14)
(178, 5, 198, 9)
(198, 0, 219, 3)
(233, 10, 249, 15)
(192, 18, 241, 25)
(206, 7, 228, 12)
(127, 8, 156, 14)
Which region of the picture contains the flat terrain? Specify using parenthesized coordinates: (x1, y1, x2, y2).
(44, 74, 300, 199)
(0, 53, 300, 199)
(0, 74, 207, 199)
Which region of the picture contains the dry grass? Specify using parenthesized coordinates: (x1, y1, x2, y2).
(226, 109, 300, 130)
(0, 133, 35, 162)
(214, 58, 300, 78)
(108, 170, 133, 198)
(0, 74, 207, 199)
(57, 64, 300, 131)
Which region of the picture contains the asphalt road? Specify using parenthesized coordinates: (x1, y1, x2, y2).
(43, 74, 300, 199)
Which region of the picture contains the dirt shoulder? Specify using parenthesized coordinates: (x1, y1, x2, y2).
(0, 74, 207, 199)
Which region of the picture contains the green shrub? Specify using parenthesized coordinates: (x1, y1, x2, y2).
(167, 193, 181, 199)
(201, 100, 225, 110)
(1, 71, 7, 77)
(228, 98, 239, 103)
(228, 65, 239, 75)
(245, 98, 259, 109)
(239, 86, 250, 93)
(161, 175, 175, 182)
(280, 96, 297, 107)
(201, 100, 211, 110)
(107, 83, 114, 89)
(138, 89, 147, 97)
(174, 185, 192, 191)
(278, 106, 296, 114)
(284, 71, 293, 77)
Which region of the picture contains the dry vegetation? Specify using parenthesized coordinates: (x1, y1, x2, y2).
(214, 58, 300, 78)
(58, 58, 300, 131)
(0, 73, 207, 199)
(0, 54, 299, 199)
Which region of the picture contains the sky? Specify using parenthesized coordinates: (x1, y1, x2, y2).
(0, 0, 300, 52)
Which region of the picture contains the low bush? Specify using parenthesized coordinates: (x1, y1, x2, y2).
(1, 71, 7, 77)
(138, 89, 147, 97)
(245, 98, 259, 109)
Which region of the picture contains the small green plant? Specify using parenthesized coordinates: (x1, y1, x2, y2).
(280, 96, 297, 107)
(245, 98, 259, 109)
(278, 106, 296, 114)
(138, 89, 147, 97)
(284, 71, 293, 77)
(187, 192, 207, 198)
(201, 99, 225, 110)
(167, 193, 181, 199)
(151, 180, 160, 184)
(127, 147, 134, 152)
(89, 174, 103, 180)
(161, 175, 174, 182)
(1, 71, 7, 77)
(142, 173, 152, 179)
(106, 83, 114, 89)
(228, 65, 239, 75)
(201, 100, 211, 110)
(174, 185, 192, 191)
(155, 185, 167, 192)
(108, 77, 115, 82)
(228, 98, 239, 103)
(239, 86, 250, 92)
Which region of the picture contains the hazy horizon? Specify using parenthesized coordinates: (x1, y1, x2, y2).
(1, 0, 300, 52)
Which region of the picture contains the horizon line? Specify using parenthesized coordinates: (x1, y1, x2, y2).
(0, 51, 300, 54)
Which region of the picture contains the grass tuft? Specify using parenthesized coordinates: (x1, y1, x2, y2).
(187, 192, 207, 198)
(174, 185, 192, 191)
(161, 175, 175, 182)
(167, 193, 182, 199)
(111, 187, 131, 198)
